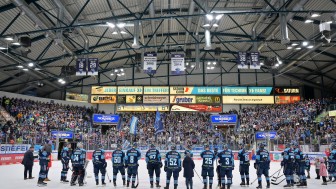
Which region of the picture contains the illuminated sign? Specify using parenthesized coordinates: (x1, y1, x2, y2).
(91, 95, 116, 104)
(51, 131, 74, 139)
(222, 87, 248, 95)
(255, 131, 277, 140)
(171, 104, 222, 112)
(195, 96, 221, 104)
(117, 86, 143, 94)
(275, 87, 300, 94)
(170, 96, 196, 104)
(116, 105, 170, 112)
(248, 87, 273, 95)
(91, 86, 117, 94)
(211, 115, 238, 124)
(143, 86, 169, 94)
(223, 96, 274, 104)
(92, 114, 120, 124)
(170, 86, 221, 95)
(143, 96, 169, 104)
(275, 96, 301, 104)
(65, 92, 88, 103)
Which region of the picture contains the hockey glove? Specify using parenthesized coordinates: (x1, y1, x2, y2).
(254, 163, 258, 169)
(178, 167, 182, 172)
(124, 164, 128, 169)
(159, 162, 163, 168)
(164, 166, 168, 172)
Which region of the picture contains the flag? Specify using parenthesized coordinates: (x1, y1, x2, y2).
(123, 139, 130, 149)
(117, 115, 122, 131)
(129, 116, 138, 135)
(154, 109, 164, 135)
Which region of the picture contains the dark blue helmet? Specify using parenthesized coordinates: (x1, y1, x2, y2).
(132, 143, 138, 148)
(171, 145, 176, 150)
(204, 144, 210, 149)
(150, 143, 155, 149)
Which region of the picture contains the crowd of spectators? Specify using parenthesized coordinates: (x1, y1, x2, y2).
(1, 96, 335, 152)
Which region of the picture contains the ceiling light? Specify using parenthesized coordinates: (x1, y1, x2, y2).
(287, 46, 293, 49)
(120, 68, 124, 72)
(121, 73, 125, 76)
(17, 65, 23, 68)
(186, 62, 189, 66)
(278, 61, 282, 65)
(114, 69, 119, 72)
(203, 24, 210, 27)
(213, 62, 217, 65)
(58, 78, 64, 83)
(110, 73, 114, 76)
(112, 31, 118, 35)
(302, 41, 309, 46)
(120, 31, 127, 34)
(4, 37, 14, 41)
(206, 14, 214, 21)
(213, 23, 219, 27)
(12, 42, 20, 46)
(206, 67, 210, 70)
(22, 68, 29, 71)
(291, 43, 298, 46)
(215, 14, 223, 20)
(275, 64, 279, 67)
(305, 19, 313, 23)
(307, 45, 314, 49)
(117, 23, 126, 28)
(107, 22, 115, 28)
(207, 62, 211, 65)
(295, 47, 302, 50)
(325, 21, 333, 24)
(28, 62, 34, 67)
(191, 65, 195, 68)
(0, 47, 7, 50)
(211, 67, 215, 70)
(311, 13, 320, 18)
(60, 81, 66, 84)
(260, 62, 264, 65)
(34, 68, 41, 71)
(117, 74, 121, 76)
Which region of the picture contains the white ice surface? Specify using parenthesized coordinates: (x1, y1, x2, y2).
(0, 160, 334, 189)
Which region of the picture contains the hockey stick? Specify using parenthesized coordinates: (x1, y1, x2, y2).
(271, 178, 286, 185)
(251, 167, 282, 185)
(106, 172, 112, 183)
(271, 174, 284, 182)
(134, 172, 139, 188)
(271, 167, 283, 182)
(194, 169, 203, 183)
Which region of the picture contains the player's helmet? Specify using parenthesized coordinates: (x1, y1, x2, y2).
(150, 143, 155, 149)
(117, 144, 122, 150)
(171, 145, 176, 150)
(223, 144, 228, 149)
(285, 142, 291, 148)
(132, 143, 138, 148)
(204, 144, 210, 149)
(258, 142, 265, 149)
(214, 147, 218, 153)
(291, 141, 299, 148)
(239, 143, 245, 148)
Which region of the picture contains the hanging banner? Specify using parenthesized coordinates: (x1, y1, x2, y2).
(93, 114, 120, 124)
(222, 86, 248, 95)
(76, 58, 87, 76)
(195, 96, 221, 104)
(171, 54, 185, 75)
(91, 86, 117, 94)
(51, 131, 74, 139)
(65, 92, 89, 103)
(118, 86, 143, 94)
(275, 96, 301, 104)
(274, 87, 300, 94)
(170, 86, 221, 95)
(210, 115, 238, 124)
(87, 58, 99, 75)
(143, 86, 169, 94)
(117, 105, 170, 112)
(91, 95, 116, 104)
(117, 95, 143, 104)
(222, 96, 274, 104)
(237, 52, 248, 69)
(248, 87, 273, 95)
(143, 52, 157, 74)
(143, 96, 169, 104)
(249, 52, 260, 69)
(170, 104, 222, 112)
(170, 96, 196, 104)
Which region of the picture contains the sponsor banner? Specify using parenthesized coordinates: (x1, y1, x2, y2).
(118, 86, 143, 94)
(329, 110, 336, 117)
(248, 87, 273, 95)
(170, 104, 222, 112)
(170, 86, 221, 95)
(0, 144, 31, 154)
(117, 105, 170, 112)
(275, 96, 301, 104)
(51, 131, 74, 139)
(274, 87, 300, 94)
(117, 95, 143, 104)
(255, 131, 277, 140)
(237, 52, 248, 69)
(87, 58, 99, 75)
(91, 86, 117, 94)
(91, 95, 116, 104)
(171, 54, 185, 75)
(223, 96, 274, 104)
(76, 58, 87, 76)
(65, 92, 88, 103)
(195, 96, 221, 104)
(143, 95, 169, 104)
(143, 52, 157, 74)
(222, 86, 248, 95)
(143, 86, 169, 94)
(93, 114, 120, 124)
(210, 114, 238, 124)
(249, 52, 260, 69)
(170, 96, 196, 104)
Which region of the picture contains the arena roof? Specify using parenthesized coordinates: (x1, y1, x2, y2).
(0, 0, 335, 97)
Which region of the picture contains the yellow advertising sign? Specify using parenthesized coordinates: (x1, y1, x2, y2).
(65, 92, 89, 103)
(143, 86, 169, 94)
(91, 95, 116, 104)
(329, 110, 336, 117)
(222, 96, 274, 104)
(91, 86, 117, 94)
(117, 86, 143, 94)
(116, 105, 170, 112)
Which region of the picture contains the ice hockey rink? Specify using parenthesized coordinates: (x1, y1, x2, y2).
(0, 160, 334, 189)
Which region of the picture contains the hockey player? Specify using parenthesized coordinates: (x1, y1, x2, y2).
(146, 143, 162, 188)
(60, 143, 71, 183)
(125, 143, 141, 188)
(214, 147, 221, 187)
(37, 144, 51, 186)
(112, 144, 126, 186)
(293, 142, 307, 187)
(164, 145, 182, 189)
(282, 142, 295, 187)
(200, 144, 216, 189)
(70, 142, 86, 186)
(328, 141, 336, 182)
(304, 155, 311, 179)
(217, 144, 234, 189)
(255, 142, 270, 189)
(238, 143, 250, 186)
(92, 144, 107, 186)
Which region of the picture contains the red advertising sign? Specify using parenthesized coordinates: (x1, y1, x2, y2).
(170, 104, 222, 112)
(275, 96, 301, 104)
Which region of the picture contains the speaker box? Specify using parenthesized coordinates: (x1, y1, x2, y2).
(135, 53, 141, 62)
(20, 36, 31, 47)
